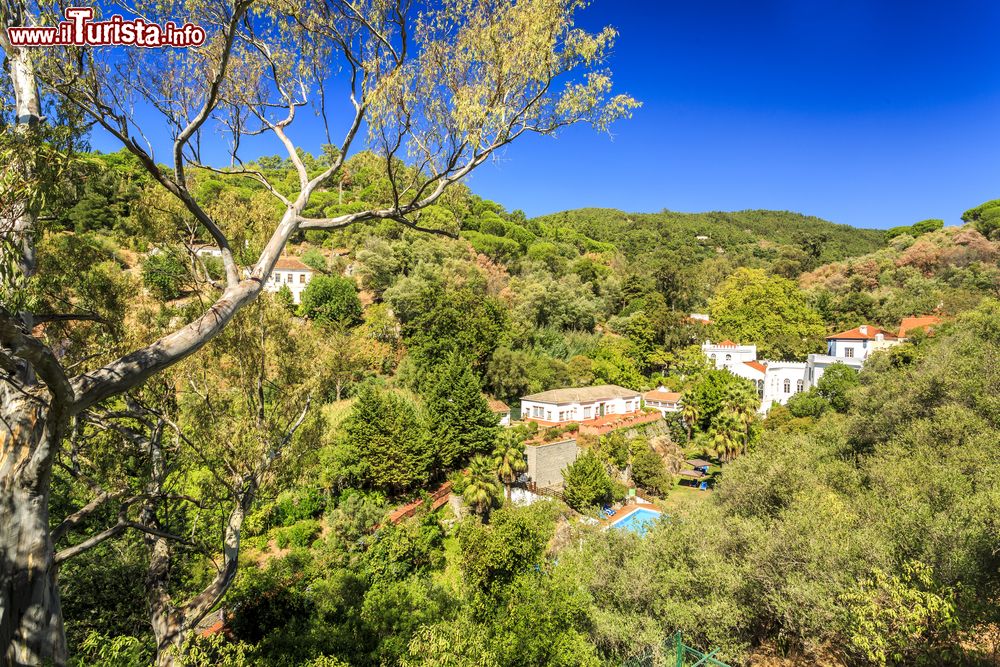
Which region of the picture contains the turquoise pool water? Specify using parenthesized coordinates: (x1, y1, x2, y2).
(610, 508, 662, 535)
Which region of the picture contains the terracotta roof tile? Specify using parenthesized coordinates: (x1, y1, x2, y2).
(898, 316, 941, 338)
(826, 325, 897, 341)
(744, 360, 767, 373)
(273, 256, 313, 272)
(487, 398, 510, 412)
(643, 390, 681, 402)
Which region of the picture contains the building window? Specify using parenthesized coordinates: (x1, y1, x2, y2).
(583, 406, 592, 419)
(796, 379, 804, 392)
(546, 411, 552, 421)
(845, 348, 854, 358)
(725, 354, 732, 362)
(757, 379, 764, 396)
(299, 273, 306, 284)
(533, 406, 542, 418)
(783, 379, 791, 393)
(710, 354, 716, 361)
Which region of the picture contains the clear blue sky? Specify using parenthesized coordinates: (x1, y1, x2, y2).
(90, 0, 1000, 230)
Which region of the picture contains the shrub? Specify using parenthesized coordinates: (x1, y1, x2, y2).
(562, 451, 615, 512)
(141, 248, 188, 300)
(297, 275, 362, 325)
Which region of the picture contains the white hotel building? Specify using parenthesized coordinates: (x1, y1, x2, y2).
(703, 324, 898, 413)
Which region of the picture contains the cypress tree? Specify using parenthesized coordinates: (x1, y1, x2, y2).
(425, 353, 501, 470)
(343, 385, 432, 494)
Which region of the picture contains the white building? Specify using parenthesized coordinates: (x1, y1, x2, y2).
(487, 398, 511, 427)
(760, 361, 810, 412)
(702, 323, 899, 413)
(826, 325, 899, 361)
(520, 384, 641, 424)
(805, 354, 864, 386)
(643, 387, 682, 415)
(264, 256, 314, 304)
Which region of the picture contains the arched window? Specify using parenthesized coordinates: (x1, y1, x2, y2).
(724, 354, 732, 362)
(796, 379, 804, 392)
(783, 379, 791, 393)
(710, 353, 717, 361)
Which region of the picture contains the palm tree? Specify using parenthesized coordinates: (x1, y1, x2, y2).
(709, 410, 743, 464)
(681, 400, 700, 442)
(493, 434, 527, 503)
(463, 455, 503, 519)
(724, 385, 758, 456)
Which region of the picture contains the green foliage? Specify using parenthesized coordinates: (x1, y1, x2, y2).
(886, 219, 944, 240)
(298, 275, 363, 325)
(710, 268, 826, 359)
(301, 248, 328, 273)
(275, 519, 322, 549)
(962, 199, 1000, 238)
(141, 247, 188, 300)
(72, 632, 153, 667)
(424, 353, 501, 469)
(842, 562, 961, 666)
(562, 451, 615, 512)
(463, 455, 503, 518)
(815, 362, 860, 412)
(458, 505, 554, 608)
(785, 389, 830, 418)
(630, 442, 671, 495)
(339, 385, 432, 494)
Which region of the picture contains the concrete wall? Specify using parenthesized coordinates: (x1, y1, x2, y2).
(525, 439, 579, 489)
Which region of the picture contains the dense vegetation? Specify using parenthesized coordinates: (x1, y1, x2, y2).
(10, 143, 1000, 666)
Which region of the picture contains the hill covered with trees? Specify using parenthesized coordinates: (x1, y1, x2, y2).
(22, 144, 1000, 667)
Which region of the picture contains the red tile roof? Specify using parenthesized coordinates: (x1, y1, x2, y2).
(826, 325, 898, 341)
(273, 256, 312, 272)
(743, 360, 767, 373)
(898, 316, 941, 338)
(717, 339, 738, 347)
(644, 389, 681, 402)
(487, 398, 510, 413)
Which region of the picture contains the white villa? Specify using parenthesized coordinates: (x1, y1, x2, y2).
(643, 387, 682, 415)
(521, 384, 641, 425)
(703, 323, 906, 413)
(264, 256, 314, 304)
(825, 325, 899, 361)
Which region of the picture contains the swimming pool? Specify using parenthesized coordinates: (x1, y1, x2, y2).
(609, 507, 662, 535)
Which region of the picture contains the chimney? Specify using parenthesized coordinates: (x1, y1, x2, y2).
(859, 325, 868, 335)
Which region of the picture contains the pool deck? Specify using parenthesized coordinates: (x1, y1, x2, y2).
(604, 502, 661, 527)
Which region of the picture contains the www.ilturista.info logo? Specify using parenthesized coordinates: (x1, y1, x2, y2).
(6, 7, 205, 47)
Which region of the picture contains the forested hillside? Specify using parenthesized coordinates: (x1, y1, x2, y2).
(14, 143, 997, 666)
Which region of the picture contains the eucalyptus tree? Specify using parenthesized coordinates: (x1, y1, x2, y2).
(0, 0, 637, 661)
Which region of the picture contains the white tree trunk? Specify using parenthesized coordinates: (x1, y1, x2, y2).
(0, 395, 68, 665)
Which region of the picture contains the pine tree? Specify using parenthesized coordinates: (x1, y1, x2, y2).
(343, 385, 432, 494)
(425, 353, 501, 470)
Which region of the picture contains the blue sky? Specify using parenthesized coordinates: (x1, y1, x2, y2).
(90, 0, 1000, 229)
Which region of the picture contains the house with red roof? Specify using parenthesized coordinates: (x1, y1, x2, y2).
(487, 397, 511, 426)
(643, 386, 682, 415)
(264, 256, 315, 304)
(825, 324, 899, 361)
